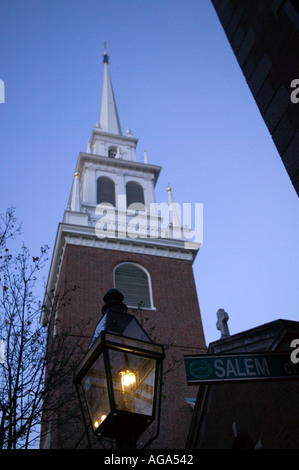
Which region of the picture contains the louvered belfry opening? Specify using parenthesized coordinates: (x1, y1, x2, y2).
(126, 181, 144, 208)
(97, 176, 116, 206)
(114, 263, 151, 309)
(108, 146, 117, 158)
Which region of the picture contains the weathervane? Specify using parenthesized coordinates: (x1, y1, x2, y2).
(103, 41, 109, 63)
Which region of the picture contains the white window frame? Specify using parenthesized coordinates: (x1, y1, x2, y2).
(113, 262, 155, 310)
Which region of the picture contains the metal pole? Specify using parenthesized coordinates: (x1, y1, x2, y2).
(116, 431, 136, 449)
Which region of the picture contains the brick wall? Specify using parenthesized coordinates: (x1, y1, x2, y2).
(186, 319, 299, 449)
(193, 380, 299, 449)
(41, 243, 206, 449)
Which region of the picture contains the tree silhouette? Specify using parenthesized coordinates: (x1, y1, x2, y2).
(0, 208, 86, 449)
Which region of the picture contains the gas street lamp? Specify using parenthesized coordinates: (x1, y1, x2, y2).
(74, 289, 165, 448)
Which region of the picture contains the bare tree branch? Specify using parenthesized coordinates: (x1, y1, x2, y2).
(0, 208, 89, 449)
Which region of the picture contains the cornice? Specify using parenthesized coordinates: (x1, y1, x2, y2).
(41, 221, 200, 325)
(75, 152, 161, 185)
(90, 128, 138, 145)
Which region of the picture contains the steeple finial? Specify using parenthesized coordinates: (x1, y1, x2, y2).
(167, 183, 181, 236)
(103, 41, 109, 63)
(70, 173, 81, 212)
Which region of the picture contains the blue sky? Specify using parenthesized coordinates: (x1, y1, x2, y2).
(0, 0, 298, 346)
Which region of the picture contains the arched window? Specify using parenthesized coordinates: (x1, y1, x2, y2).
(126, 181, 144, 208)
(114, 262, 153, 309)
(108, 146, 117, 158)
(97, 176, 115, 206)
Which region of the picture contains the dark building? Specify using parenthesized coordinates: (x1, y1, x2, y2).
(186, 319, 299, 449)
(211, 0, 299, 196)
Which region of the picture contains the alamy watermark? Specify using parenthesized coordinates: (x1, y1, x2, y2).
(0, 79, 5, 103)
(290, 79, 299, 104)
(290, 339, 299, 364)
(94, 196, 203, 249)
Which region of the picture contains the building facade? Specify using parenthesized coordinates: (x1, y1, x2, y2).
(39, 48, 206, 449)
(186, 319, 299, 449)
(211, 0, 299, 197)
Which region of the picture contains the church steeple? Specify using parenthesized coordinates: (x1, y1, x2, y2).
(40, 45, 206, 450)
(87, 45, 137, 161)
(96, 44, 122, 136)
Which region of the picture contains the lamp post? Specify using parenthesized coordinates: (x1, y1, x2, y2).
(74, 289, 165, 449)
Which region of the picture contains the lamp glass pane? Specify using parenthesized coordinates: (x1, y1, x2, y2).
(109, 349, 156, 417)
(82, 352, 110, 431)
(105, 332, 163, 355)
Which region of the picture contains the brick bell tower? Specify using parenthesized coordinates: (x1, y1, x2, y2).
(40, 46, 206, 449)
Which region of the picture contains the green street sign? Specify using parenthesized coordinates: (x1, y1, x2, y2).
(184, 351, 299, 385)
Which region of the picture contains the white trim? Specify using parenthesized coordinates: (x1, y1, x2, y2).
(40, 222, 198, 326)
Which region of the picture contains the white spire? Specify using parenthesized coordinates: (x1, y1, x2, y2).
(96, 45, 122, 136)
(70, 173, 81, 212)
(88, 45, 138, 160)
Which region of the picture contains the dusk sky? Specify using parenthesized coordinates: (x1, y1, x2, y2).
(1, 0, 298, 346)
